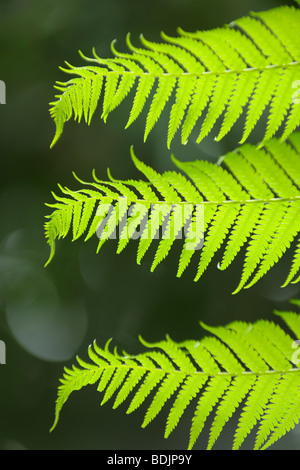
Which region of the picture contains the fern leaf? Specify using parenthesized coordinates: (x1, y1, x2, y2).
(50, 5, 300, 148)
(51, 303, 300, 450)
(45, 133, 300, 293)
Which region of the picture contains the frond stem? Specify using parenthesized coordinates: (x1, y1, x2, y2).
(73, 59, 300, 79)
(65, 363, 300, 381)
(47, 193, 300, 209)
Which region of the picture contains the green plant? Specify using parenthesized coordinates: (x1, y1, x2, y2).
(51, 303, 300, 450)
(45, 134, 300, 293)
(47, 3, 300, 449)
(49, 5, 300, 149)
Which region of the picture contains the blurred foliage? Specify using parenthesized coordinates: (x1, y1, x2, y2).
(0, 0, 299, 450)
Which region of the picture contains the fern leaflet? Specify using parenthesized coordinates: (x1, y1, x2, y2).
(51, 301, 300, 450)
(45, 133, 300, 293)
(49, 5, 300, 149)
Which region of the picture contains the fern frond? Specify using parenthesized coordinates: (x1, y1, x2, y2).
(51, 303, 300, 450)
(45, 133, 300, 293)
(49, 5, 300, 148)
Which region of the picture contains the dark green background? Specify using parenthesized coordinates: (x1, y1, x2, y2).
(0, 0, 299, 450)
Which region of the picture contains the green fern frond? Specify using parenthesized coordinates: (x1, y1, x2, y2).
(51, 303, 300, 450)
(44, 133, 300, 293)
(49, 5, 300, 149)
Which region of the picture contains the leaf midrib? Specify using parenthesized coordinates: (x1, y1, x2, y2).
(60, 60, 300, 82)
(47, 193, 300, 210)
(62, 362, 300, 384)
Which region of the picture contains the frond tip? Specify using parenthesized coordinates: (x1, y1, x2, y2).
(49, 5, 300, 148)
(51, 301, 300, 450)
(45, 133, 300, 293)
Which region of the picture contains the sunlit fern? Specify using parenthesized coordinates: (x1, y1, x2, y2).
(49, 5, 300, 149)
(51, 301, 300, 450)
(45, 132, 300, 293)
